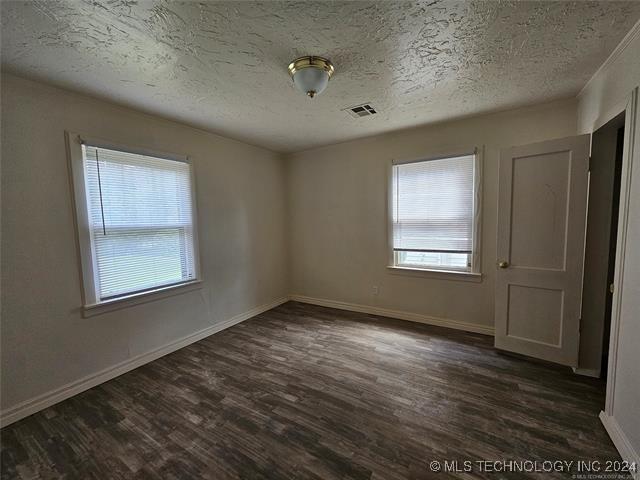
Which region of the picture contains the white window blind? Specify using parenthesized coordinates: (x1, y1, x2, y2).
(82, 144, 197, 301)
(392, 153, 477, 271)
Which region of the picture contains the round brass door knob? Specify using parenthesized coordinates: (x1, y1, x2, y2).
(498, 261, 509, 268)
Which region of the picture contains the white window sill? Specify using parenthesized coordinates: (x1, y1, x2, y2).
(83, 280, 203, 318)
(386, 266, 482, 283)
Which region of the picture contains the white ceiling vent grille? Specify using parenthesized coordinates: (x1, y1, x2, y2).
(344, 103, 377, 118)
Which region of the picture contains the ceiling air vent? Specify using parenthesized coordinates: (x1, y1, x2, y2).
(344, 103, 377, 118)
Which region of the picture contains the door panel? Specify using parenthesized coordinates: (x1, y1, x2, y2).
(495, 135, 590, 366)
(506, 284, 563, 346)
(510, 151, 570, 270)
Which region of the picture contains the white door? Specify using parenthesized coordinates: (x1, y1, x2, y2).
(495, 135, 590, 366)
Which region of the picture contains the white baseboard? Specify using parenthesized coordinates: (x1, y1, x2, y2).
(600, 411, 640, 479)
(288, 294, 494, 336)
(0, 296, 288, 427)
(572, 367, 601, 378)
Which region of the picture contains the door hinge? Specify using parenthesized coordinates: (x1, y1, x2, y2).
(609, 283, 615, 294)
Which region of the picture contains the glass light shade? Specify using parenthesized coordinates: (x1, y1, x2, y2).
(292, 67, 330, 97)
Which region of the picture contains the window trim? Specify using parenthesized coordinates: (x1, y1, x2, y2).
(386, 146, 483, 279)
(66, 132, 202, 314)
(82, 280, 203, 317)
(386, 266, 483, 282)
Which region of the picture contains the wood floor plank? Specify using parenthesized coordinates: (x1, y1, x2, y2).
(1, 302, 623, 479)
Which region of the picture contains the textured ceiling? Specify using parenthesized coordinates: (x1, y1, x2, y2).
(2, 1, 640, 153)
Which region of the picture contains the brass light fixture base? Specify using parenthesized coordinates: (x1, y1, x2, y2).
(287, 56, 335, 78)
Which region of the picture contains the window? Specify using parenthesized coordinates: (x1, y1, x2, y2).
(391, 152, 480, 273)
(69, 135, 200, 307)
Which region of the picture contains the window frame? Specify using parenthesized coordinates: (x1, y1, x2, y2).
(66, 132, 202, 314)
(386, 147, 483, 281)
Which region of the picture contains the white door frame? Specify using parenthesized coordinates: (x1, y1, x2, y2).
(602, 87, 638, 417)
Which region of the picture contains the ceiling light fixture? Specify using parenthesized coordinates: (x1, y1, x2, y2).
(287, 56, 335, 98)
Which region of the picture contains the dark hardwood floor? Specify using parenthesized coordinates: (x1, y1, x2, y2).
(1, 302, 621, 479)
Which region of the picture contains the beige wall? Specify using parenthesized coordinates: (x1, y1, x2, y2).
(0, 74, 289, 414)
(577, 24, 640, 460)
(286, 99, 578, 330)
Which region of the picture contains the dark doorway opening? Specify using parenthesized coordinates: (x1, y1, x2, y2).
(580, 112, 625, 380)
(601, 122, 625, 379)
